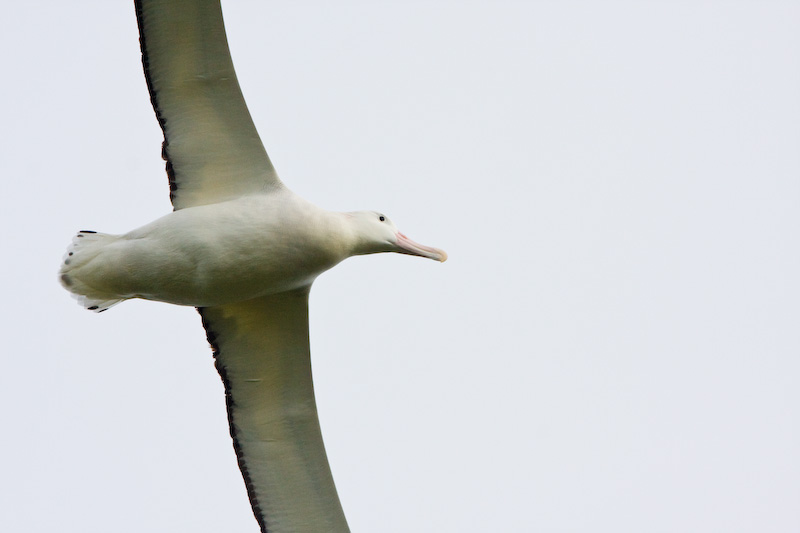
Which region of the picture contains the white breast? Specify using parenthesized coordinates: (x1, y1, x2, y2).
(65, 191, 353, 308)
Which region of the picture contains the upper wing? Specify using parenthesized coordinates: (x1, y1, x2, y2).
(135, 0, 282, 210)
(198, 289, 350, 533)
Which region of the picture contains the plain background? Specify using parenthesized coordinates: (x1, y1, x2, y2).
(2, 1, 798, 531)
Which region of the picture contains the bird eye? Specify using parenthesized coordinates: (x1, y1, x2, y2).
(379, 215, 385, 222)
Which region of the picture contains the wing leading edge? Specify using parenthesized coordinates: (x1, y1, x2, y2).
(199, 289, 350, 533)
(135, 0, 282, 209)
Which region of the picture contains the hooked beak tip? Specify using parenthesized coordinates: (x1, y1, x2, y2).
(395, 232, 447, 263)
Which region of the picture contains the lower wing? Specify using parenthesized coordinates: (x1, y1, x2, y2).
(198, 288, 349, 532)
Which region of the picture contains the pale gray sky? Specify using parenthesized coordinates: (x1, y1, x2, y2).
(2, 1, 799, 532)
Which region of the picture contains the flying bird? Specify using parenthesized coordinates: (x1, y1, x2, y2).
(58, 1, 446, 531)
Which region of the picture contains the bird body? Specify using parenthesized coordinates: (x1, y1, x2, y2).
(58, 0, 445, 530)
(61, 190, 443, 310)
(64, 192, 348, 309)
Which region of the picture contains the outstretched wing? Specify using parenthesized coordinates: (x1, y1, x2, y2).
(198, 289, 350, 533)
(135, 0, 282, 209)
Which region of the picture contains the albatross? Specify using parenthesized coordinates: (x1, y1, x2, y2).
(58, 1, 446, 531)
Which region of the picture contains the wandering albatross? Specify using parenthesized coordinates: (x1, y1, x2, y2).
(58, 0, 446, 531)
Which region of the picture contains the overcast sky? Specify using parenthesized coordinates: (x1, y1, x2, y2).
(2, 1, 799, 532)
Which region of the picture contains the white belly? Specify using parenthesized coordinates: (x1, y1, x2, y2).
(73, 194, 349, 307)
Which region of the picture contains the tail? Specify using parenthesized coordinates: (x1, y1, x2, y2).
(59, 230, 126, 312)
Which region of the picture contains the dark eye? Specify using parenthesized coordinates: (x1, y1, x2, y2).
(379, 215, 385, 222)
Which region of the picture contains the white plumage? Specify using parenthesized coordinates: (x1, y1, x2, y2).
(58, 0, 445, 531)
(60, 193, 444, 310)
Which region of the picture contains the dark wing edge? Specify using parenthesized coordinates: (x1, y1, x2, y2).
(134, 0, 178, 204)
(134, 0, 282, 210)
(199, 308, 267, 531)
(198, 289, 350, 533)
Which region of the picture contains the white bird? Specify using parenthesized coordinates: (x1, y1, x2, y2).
(58, 1, 446, 531)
